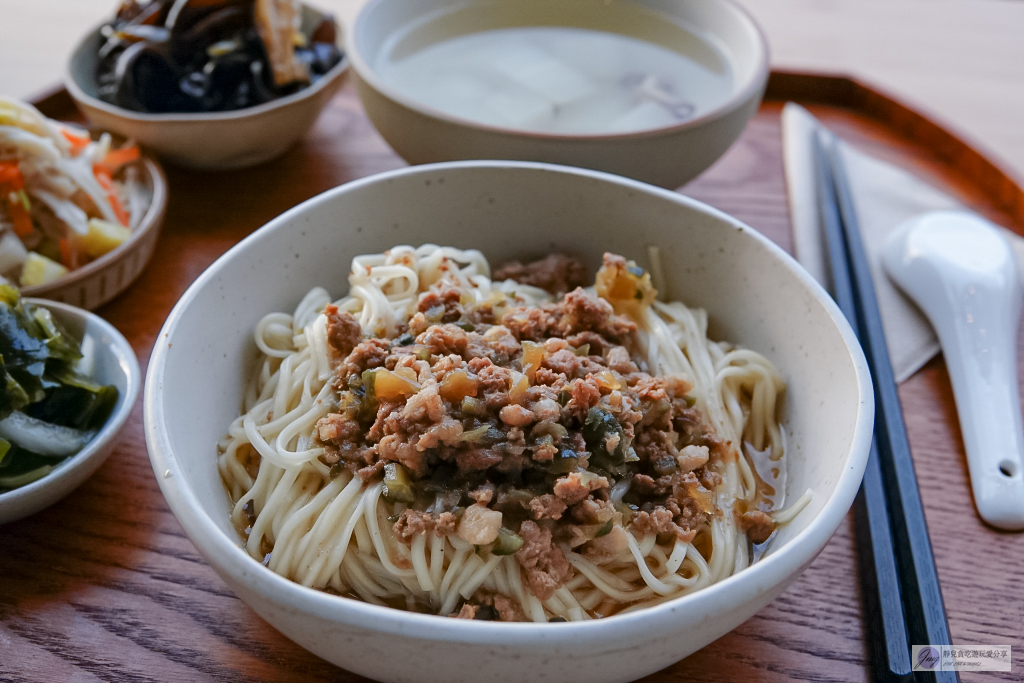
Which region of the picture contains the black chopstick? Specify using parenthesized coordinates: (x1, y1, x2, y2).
(814, 131, 959, 683)
(814, 135, 913, 682)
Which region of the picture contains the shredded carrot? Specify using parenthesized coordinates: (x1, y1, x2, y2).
(98, 145, 140, 173)
(60, 127, 91, 156)
(58, 238, 75, 270)
(9, 203, 33, 237)
(93, 165, 130, 226)
(0, 160, 23, 189)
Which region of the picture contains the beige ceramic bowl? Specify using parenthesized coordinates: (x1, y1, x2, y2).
(0, 299, 141, 525)
(348, 0, 769, 189)
(65, 5, 349, 170)
(145, 161, 872, 683)
(22, 156, 167, 310)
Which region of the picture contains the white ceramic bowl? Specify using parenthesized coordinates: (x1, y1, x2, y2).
(0, 300, 141, 525)
(65, 5, 349, 170)
(144, 161, 872, 683)
(348, 0, 769, 189)
(22, 156, 168, 310)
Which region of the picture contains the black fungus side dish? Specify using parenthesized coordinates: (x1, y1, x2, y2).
(0, 287, 118, 492)
(96, 0, 344, 113)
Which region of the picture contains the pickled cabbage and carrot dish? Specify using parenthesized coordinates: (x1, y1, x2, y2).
(219, 246, 812, 622)
(0, 98, 149, 288)
(96, 0, 344, 114)
(0, 287, 118, 493)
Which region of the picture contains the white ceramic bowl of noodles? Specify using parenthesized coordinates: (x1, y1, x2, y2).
(144, 161, 873, 683)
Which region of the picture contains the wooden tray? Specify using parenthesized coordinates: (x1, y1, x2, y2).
(3, 72, 1022, 682)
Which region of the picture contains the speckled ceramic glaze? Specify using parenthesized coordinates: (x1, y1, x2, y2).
(144, 162, 873, 683)
(21, 157, 167, 311)
(348, 0, 769, 189)
(0, 300, 141, 525)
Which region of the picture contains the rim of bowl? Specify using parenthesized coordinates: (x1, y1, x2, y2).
(346, 0, 770, 142)
(0, 299, 141, 506)
(144, 160, 873, 640)
(64, 13, 350, 124)
(21, 156, 167, 298)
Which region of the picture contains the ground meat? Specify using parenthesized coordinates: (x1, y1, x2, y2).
(631, 507, 695, 542)
(501, 288, 635, 346)
(393, 510, 457, 541)
(740, 510, 775, 544)
(337, 338, 390, 380)
(455, 603, 478, 619)
(325, 305, 362, 357)
(605, 345, 638, 374)
(499, 404, 534, 426)
(418, 281, 464, 322)
(310, 256, 731, 617)
(553, 472, 609, 505)
(418, 324, 468, 356)
(515, 521, 573, 601)
(492, 594, 524, 622)
(570, 497, 615, 524)
(566, 377, 601, 419)
(530, 494, 567, 520)
(492, 254, 589, 295)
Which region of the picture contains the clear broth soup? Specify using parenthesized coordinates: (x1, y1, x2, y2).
(375, 21, 735, 136)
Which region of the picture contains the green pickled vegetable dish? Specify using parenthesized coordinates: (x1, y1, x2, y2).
(0, 286, 118, 493)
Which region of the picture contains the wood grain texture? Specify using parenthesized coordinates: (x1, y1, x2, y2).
(1, 74, 1022, 682)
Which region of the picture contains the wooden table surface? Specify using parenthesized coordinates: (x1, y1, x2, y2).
(1, 78, 1022, 681)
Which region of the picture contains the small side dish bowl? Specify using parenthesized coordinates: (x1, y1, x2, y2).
(145, 161, 872, 683)
(0, 300, 141, 525)
(65, 4, 349, 170)
(22, 155, 168, 310)
(348, 0, 768, 189)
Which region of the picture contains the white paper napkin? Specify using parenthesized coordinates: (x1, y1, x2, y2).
(782, 102, 1024, 383)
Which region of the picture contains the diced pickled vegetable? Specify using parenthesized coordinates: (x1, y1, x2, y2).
(382, 462, 415, 503)
(595, 256, 657, 321)
(596, 370, 623, 392)
(439, 370, 479, 403)
(549, 448, 578, 474)
(83, 218, 131, 258)
(459, 424, 490, 442)
(460, 396, 486, 416)
(20, 252, 68, 287)
(521, 341, 545, 381)
(583, 407, 630, 475)
(571, 344, 590, 357)
(491, 527, 524, 555)
(684, 478, 716, 514)
(531, 420, 568, 442)
(373, 368, 421, 401)
(508, 371, 528, 403)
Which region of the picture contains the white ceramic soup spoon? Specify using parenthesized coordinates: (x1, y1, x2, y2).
(882, 210, 1024, 531)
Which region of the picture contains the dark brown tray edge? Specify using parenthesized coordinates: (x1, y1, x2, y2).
(765, 69, 1024, 224)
